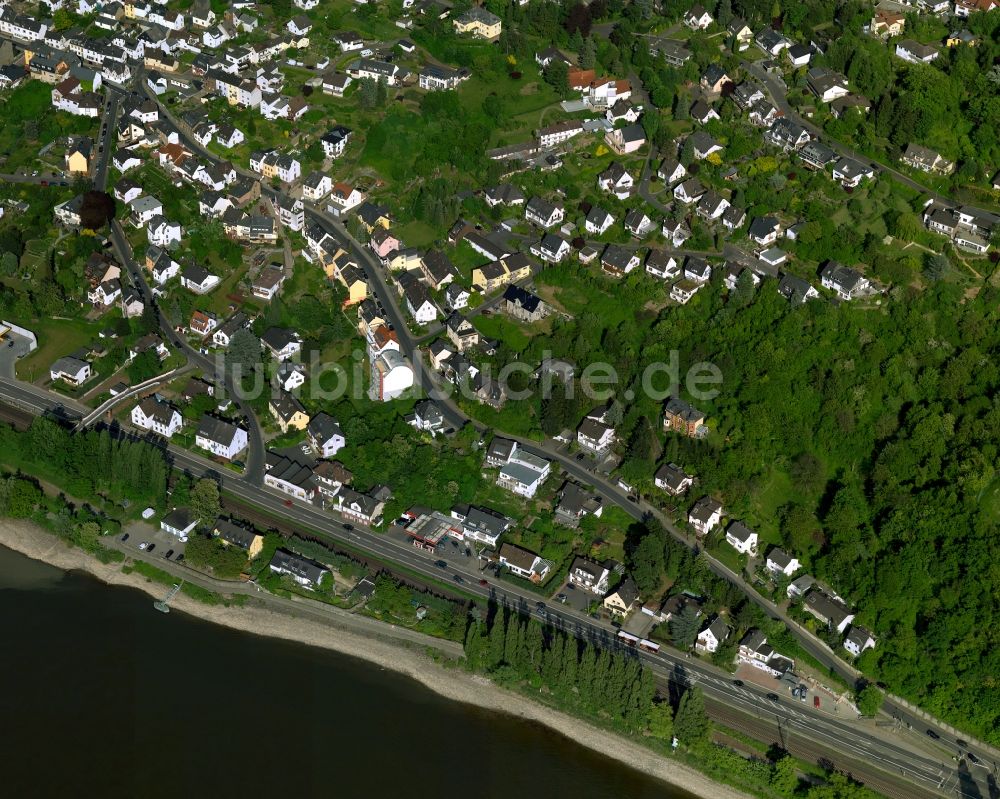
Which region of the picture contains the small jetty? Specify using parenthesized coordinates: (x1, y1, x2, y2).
(153, 582, 184, 613)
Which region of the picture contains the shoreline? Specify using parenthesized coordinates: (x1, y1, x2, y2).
(0, 519, 751, 799)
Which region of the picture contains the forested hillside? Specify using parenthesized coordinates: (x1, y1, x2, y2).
(659, 279, 1000, 738)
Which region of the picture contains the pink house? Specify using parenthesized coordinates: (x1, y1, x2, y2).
(370, 228, 401, 261)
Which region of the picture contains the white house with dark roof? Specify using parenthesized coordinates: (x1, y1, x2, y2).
(498, 543, 550, 582)
(195, 414, 248, 461)
(765, 547, 801, 577)
(569, 556, 611, 594)
(688, 496, 723, 535)
(49, 356, 91, 386)
(844, 625, 876, 657)
(725, 521, 758, 555)
(655, 462, 693, 495)
(131, 396, 183, 437)
(696, 616, 730, 653)
(820, 261, 870, 300)
(308, 412, 345, 457)
(803, 590, 855, 633)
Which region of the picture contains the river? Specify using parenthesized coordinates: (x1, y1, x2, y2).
(0, 545, 698, 798)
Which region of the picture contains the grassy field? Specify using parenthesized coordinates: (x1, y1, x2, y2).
(473, 313, 534, 352)
(21, 239, 50, 280)
(15, 317, 102, 382)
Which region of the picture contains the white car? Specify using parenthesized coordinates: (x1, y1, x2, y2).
(138, 542, 149, 550)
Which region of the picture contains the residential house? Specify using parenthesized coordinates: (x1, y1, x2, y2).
(803, 590, 855, 633)
(569, 557, 611, 594)
(688, 496, 723, 535)
(895, 39, 939, 63)
(536, 232, 570, 263)
(338, 487, 385, 526)
(502, 284, 547, 323)
(131, 396, 182, 437)
(537, 119, 584, 148)
(806, 67, 849, 102)
(684, 4, 714, 29)
(597, 162, 634, 200)
(408, 399, 447, 436)
(188, 309, 219, 336)
(738, 629, 795, 677)
(585, 206, 615, 236)
(604, 578, 640, 616)
(766, 547, 801, 577)
(605, 124, 646, 155)
(645, 250, 679, 281)
(844, 625, 877, 657)
(748, 216, 782, 246)
(268, 391, 309, 434)
(452, 5, 503, 38)
(664, 397, 706, 437)
(213, 518, 263, 559)
(497, 450, 550, 498)
(554, 482, 603, 528)
(195, 414, 248, 460)
(699, 64, 730, 95)
(624, 209, 655, 238)
(180, 263, 221, 294)
(654, 462, 693, 495)
(252, 266, 286, 301)
(269, 549, 329, 589)
(65, 137, 92, 174)
(498, 543, 550, 582)
(576, 411, 615, 454)
(525, 197, 565, 229)
(766, 118, 811, 151)
(820, 261, 870, 300)
(49, 356, 91, 386)
(871, 9, 905, 38)
(451, 504, 512, 548)
(444, 312, 480, 352)
(674, 177, 705, 204)
(725, 521, 758, 555)
(600, 244, 640, 277)
(308, 413, 346, 457)
(695, 617, 730, 654)
(657, 157, 686, 185)
(260, 327, 302, 362)
(777, 273, 820, 304)
(901, 143, 953, 174)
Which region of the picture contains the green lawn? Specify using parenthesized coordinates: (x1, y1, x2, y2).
(15, 317, 103, 382)
(473, 313, 533, 352)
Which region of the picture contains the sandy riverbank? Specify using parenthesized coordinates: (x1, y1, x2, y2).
(0, 519, 751, 799)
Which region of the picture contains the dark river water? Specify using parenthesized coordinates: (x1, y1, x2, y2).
(0, 546, 697, 799)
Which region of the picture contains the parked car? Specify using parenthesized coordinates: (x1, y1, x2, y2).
(120, 533, 129, 542)
(146, 544, 155, 553)
(164, 549, 174, 559)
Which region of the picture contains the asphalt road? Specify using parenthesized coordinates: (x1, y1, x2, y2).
(0, 375, 993, 799)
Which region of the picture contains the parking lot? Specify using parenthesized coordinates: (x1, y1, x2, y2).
(121, 520, 188, 562)
(0, 332, 34, 379)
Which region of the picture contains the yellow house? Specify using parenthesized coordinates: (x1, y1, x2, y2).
(65, 138, 92, 175)
(946, 30, 979, 47)
(453, 6, 502, 40)
(213, 519, 264, 559)
(319, 246, 352, 280)
(339, 265, 368, 305)
(473, 252, 533, 293)
(357, 203, 392, 234)
(388, 248, 421, 271)
(870, 10, 904, 38)
(269, 393, 310, 433)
